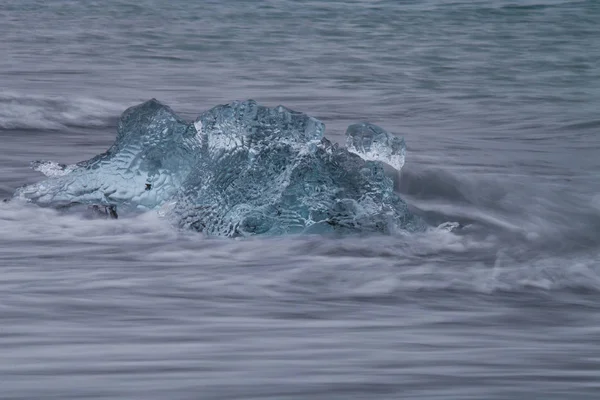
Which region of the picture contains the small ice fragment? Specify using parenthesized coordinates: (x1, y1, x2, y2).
(345, 123, 406, 171)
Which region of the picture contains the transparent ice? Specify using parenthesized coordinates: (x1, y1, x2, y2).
(346, 122, 406, 171)
(15, 99, 423, 236)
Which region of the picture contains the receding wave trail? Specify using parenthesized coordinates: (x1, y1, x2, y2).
(1, 198, 600, 294)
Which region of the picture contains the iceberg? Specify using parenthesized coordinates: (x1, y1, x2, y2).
(14, 99, 423, 236)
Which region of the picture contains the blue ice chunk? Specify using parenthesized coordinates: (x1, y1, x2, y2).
(14, 99, 423, 236)
(16, 100, 198, 210)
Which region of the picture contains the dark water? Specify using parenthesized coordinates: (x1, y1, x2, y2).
(2, 0, 600, 398)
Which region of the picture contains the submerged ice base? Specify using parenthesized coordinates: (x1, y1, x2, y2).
(15, 100, 423, 236)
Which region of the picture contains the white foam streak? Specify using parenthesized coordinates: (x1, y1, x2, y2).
(2, 200, 599, 294)
(0, 92, 124, 130)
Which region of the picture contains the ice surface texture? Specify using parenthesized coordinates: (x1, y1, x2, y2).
(15, 100, 423, 236)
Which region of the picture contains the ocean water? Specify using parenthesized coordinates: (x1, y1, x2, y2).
(1, 0, 600, 398)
